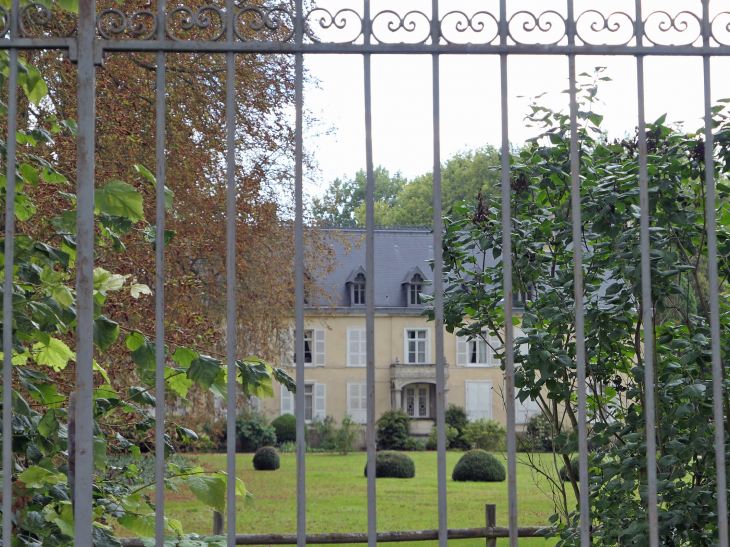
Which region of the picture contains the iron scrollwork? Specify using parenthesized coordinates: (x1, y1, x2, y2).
(575, 10, 634, 46)
(167, 5, 225, 41)
(508, 10, 566, 45)
(97, 9, 157, 40)
(644, 11, 702, 46)
(0, 6, 9, 38)
(713, 11, 730, 46)
(235, 6, 294, 42)
(305, 8, 362, 44)
(440, 11, 499, 45)
(371, 10, 430, 44)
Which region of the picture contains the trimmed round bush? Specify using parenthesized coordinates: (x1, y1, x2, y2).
(364, 451, 415, 479)
(559, 456, 580, 482)
(272, 414, 296, 444)
(452, 449, 506, 482)
(253, 446, 280, 471)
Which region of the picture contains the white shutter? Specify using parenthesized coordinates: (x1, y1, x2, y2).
(314, 329, 326, 366)
(488, 335, 500, 367)
(466, 381, 492, 421)
(456, 336, 468, 366)
(281, 384, 293, 415)
(478, 381, 492, 420)
(314, 383, 326, 419)
(348, 328, 365, 367)
(360, 384, 367, 424)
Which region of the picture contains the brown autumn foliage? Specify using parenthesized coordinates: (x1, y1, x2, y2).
(11, 0, 337, 447)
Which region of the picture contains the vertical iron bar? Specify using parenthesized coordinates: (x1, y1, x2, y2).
(294, 0, 305, 543)
(634, 1, 658, 544)
(567, 1, 590, 545)
(500, 53, 517, 547)
(430, 1, 446, 544)
(226, 0, 237, 540)
(154, 17, 167, 546)
(500, 2, 517, 545)
(2, 0, 19, 540)
(226, 4, 237, 546)
(363, 0, 376, 545)
(74, 0, 96, 540)
(702, 1, 728, 543)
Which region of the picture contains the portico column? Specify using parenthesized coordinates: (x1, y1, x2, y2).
(394, 388, 402, 411)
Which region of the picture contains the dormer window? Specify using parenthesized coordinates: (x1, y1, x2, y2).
(353, 273, 365, 305)
(409, 274, 422, 305)
(403, 267, 427, 308)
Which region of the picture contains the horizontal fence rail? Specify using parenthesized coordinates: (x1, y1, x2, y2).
(1, 1, 728, 547)
(119, 527, 548, 546)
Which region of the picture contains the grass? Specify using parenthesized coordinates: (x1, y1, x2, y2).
(154, 452, 559, 547)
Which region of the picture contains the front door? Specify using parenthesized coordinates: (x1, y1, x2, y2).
(404, 383, 430, 418)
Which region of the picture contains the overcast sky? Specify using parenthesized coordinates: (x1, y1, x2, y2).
(299, 0, 730, 198)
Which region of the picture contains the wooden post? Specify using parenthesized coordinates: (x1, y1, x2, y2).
(485, 504, 496, 547)
(214, 511, 224, 536)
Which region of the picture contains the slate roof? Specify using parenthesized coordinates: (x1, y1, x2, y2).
(311, 227, 500, 311)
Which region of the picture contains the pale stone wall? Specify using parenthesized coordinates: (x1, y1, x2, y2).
(258, 311, 531, 442)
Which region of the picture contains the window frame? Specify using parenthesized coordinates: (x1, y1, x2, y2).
(465, 380, 493, 422)
(347, 327, 367, 367)
(403, 382, 431, 418)
(346, 381, 367, 424)
(403, 328, 430, 364)
(281, 381, 326, 424)
(456, 331, 500, 368)
(351, 273, 366, 306)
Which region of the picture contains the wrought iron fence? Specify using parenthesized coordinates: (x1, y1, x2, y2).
(2, 1, 730, 547)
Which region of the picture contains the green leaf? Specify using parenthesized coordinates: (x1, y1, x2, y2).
(125, 331, 146, 351)
(143, 226, 176, 250)
(38, 409, 59, 437)
(18, 164, 40, 186)
(94, 267, 129, 294)
(166, 367, 193, 398)
(95, 180, 145, 222)
(589, 113, 604, 127)
(172, 347, 199, 369)
(93, 315, 120, 352)
(32, 338, 75, 371)
(19, 61, 49, 105)
(50, 285, 74, 309)
(135, 164, 173, 210)
(14, 194, 37, 221)
(18, 466, 66, 488)
(131, 342, 160, 371)
(118, 513, 156, 538)
(92, 527, 122, 547)
(99, 213, 133, 235)
(187, 475, 226, 513)
(188, 355, 222, 390)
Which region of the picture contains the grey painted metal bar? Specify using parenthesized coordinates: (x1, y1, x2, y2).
(499, 2, 517, 545)
(362, 0, 376, 544)
(154, 1, 167, 542)
(120, 525, 548, 546)
(430, 0, 446, 544)
(566, 2, 590, 545)
(88, 41, 730, 56)
(634, 1, 658, 543)
(703, 41, 729, 547)
(499, 3, 517, 544)
(294, 0, 305, 544)
(74, 0, 97, 541)
(2, 0, 19, 538)
(226, 0, 237, 539)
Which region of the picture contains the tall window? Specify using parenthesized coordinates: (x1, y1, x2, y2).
(465, 381, 492, 421)
(352, 273, 365, 305)
(404, 383, 430, 417)
(303, 329, 313, 363)
(456, 331, 499, 367)
(281, 383, 326, 423)
(347, 327, 366, 367)
(405, 329, 428, 364)
(409, 274, 422, 305)
(347, 382, 367, 424)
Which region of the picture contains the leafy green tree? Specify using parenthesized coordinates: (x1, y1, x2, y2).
(0, 49, 295, 545)
(434, 73, 730, 546)
(312, 167, 405, 225)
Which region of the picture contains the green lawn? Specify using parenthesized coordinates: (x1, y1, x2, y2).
(157, 452, 558, 547)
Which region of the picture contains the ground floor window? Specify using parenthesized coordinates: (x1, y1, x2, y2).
(281, 382, 326, 423)
(347, 382, 367, 424)
(404, 383, 431, 418)
(465, 380, 492, 421)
